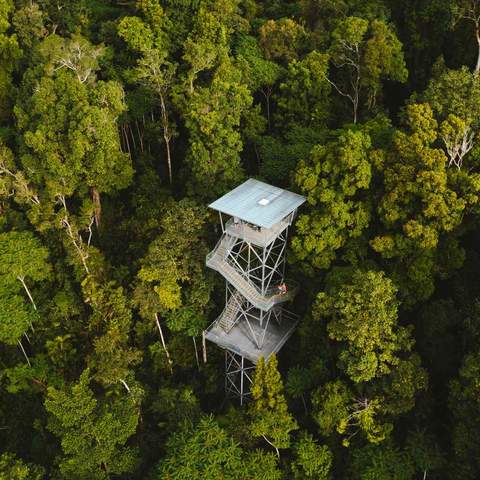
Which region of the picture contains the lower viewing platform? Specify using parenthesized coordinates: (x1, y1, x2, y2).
(204, 312, 299, 364)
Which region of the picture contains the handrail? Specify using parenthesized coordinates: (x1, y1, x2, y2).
(206, 234, 299, 310)
(225, 217, 289, 246)
(223, 255, 298, 298)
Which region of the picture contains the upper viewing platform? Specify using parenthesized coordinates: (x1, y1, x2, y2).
(209, 178, 306, 230)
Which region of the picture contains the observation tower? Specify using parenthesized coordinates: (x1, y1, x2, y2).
(204, 178, 306, 404)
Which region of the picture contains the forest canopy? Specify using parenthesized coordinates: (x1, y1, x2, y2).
(1, 0, 480, 479)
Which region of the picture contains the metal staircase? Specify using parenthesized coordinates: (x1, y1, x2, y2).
(206, 234, 298, 311)
(217, 290, 245, 332)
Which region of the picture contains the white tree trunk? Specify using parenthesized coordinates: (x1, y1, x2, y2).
(18, 339, 31, 367)
(476, 27, 480, 73)
(192, 336, 200, 370)
(202, 331, 207, 363)
(17, 276, 37, 311)
(120, 379, 131, 393)
(155, 313, 173, 373)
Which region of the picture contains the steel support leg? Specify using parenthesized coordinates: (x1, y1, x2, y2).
(225, 350, 255, 405)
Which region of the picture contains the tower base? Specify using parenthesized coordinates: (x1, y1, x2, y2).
(225, 351, 255, 406)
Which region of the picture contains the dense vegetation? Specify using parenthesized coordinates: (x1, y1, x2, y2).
(2, 0, 480, 478)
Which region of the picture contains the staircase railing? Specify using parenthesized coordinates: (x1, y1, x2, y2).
(206, 234, 299, 310)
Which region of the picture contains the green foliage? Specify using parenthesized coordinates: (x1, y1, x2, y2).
(328, 16, 407, 122)
(312, 380, 392, 446)
(449, 350, 480, 479)
(136, 199, 213, 336)
(45, 369, 141, 479)
(259, 18, 307, 63)
(155, 415, 282, 479)
(0, 230, 50, 288)
(180, 57, 250, 199)
(315, 270, 412, 382)
(235, 34, 283, 92)
(422, 66, 480, 124)
(15, 35, 132, 200)
(293, 130, 372, 272)
(0, 452, 44, 480)
(83, 277, 142, 389)
(291, 431, 333, 479)
(349, 441, 415, 479)
(250, 355, 298, 455)
(258, 127, 326, 185)
(372, 103, 477, 303)
(0, 292, 33, 344)
(0, 0, 21, 123)
(276, 50, 330, 130)
(0, 1, 479, 478)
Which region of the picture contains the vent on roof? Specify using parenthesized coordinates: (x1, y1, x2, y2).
(258, 198, 270, 206)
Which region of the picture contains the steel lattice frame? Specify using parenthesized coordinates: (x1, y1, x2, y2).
(225, 350, 255, 405)
(217, 217, 292, 402)
(223, 226, 289, 350)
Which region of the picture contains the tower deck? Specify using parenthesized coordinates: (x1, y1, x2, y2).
(204, 310, 299, 364)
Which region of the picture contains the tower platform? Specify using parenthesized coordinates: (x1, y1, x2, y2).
(204, 310, 299, 364)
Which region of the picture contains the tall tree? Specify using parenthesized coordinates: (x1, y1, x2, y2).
(315, 270, 413, 383)
(45, 369, 141, 480)
(83, 278, 142, 393)
(371, 103, 476, 304)
(422, 67, 480, 169)
(291, 432, 332, 480)
(276, 50, 331, 131)
(135, 199, 214, 367)
(250, 355, 298, 457)
(327, 17, 408, 123)
(15, 34, 133, 227)
(0, 230, 51, 311)
(118, 0, 177, 184)
(258, 18, 307, 63)
(0, 0, 21, 125)
(155, 415, 282, 480)
(292, 129, 372, 273)
(0, 452, 44, 480)
(451, 0, 480, 72)
(178, 0, 251, 199)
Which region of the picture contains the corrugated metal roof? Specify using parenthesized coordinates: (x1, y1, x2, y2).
(209, 179, 306, 229)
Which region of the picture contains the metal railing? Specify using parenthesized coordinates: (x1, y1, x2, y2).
(206, 234, 299, 310)
(225, 218, 289, 247)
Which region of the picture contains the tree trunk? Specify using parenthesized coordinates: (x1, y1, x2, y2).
(17, 276, 37, 311)
(261, 88, 272, 131)
(155, 313, 173, 373)
(159, 93, 173, 185)
(301, 393, 308, 415)
(202, 331, 207, 363)
(135, 119, 144, 153)
(262, 434, 280, 458)
(129, 123, 137, 150)
(120, 379, 131, 393)
(192, 336, 200, 370)
(18, 339, 31, 367)
(476, 26, 480, 73)
(122, 124, 131, 157)
(164, 133, 173, 185)
(91, 187, 101, 228)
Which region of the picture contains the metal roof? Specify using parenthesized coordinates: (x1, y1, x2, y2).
(209, 179, 306, 229)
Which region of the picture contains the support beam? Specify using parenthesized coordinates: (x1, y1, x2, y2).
(225, 351, 255, 405)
